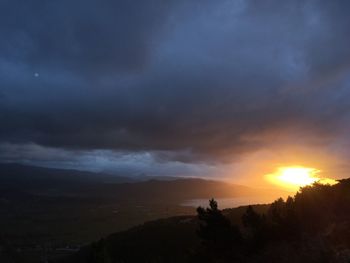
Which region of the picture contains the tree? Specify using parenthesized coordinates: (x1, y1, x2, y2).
(242, 205, 262, 229)
(242, 205, 268, 249)
(195, 199, 243, 262)
(88, 239, 112, 263)
(268, 198, 285, 225)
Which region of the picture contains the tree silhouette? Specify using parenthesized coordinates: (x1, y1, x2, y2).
(242, 205, 262, 229)
(88, 239, 112, 263)
(242, 205, 268, 249)
(195, 198, 242, 262)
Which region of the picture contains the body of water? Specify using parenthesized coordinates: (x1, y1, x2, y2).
(181, 195, 281, 209)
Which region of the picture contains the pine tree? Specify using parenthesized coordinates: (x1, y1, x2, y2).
(195, 199, 243, 262)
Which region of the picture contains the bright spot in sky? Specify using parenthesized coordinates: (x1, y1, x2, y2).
(265, 166, 338, 190)
(34, 72, 40, 77)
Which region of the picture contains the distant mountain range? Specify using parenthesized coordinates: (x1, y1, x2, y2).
(0, 163, 276, 203)
(0, 162, 135, 186)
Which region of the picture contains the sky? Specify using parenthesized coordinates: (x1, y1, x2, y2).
(1, 0, 350, 186)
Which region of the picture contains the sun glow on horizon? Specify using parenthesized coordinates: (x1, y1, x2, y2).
(265, 166, 338, 190)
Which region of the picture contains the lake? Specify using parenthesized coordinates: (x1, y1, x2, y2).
(181, 195, 281, 209)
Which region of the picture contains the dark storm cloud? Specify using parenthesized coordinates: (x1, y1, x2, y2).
(0, 0, 177, 73)
(0, 143, 222, 177)
(1, 0, 350, 165)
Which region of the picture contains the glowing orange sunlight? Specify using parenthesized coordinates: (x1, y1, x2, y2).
(265, 166, 338, 191)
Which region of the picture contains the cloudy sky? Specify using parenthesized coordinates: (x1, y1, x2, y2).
(1, 0, 350, 185)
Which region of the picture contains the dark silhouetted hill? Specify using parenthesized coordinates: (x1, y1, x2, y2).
(0, 163, 135, 189)
(62, 179, 350, 263)
(0, 163, 271, 202)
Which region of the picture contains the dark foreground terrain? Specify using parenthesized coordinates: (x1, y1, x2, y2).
(60, 179, 350, 263)
(0, 163, 280, 262)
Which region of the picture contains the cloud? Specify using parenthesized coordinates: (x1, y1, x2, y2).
(0, 142, 223, 177)
(0, 0, 179, 73)
(1, 0, 350, 170)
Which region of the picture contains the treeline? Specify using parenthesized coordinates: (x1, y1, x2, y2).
(192, 179, 350, 263)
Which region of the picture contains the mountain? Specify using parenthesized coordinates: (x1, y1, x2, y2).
(0, 163, 135, 188)
(0, 163, 275, 202)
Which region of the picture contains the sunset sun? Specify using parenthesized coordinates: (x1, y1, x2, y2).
(266, 166, 337, 190)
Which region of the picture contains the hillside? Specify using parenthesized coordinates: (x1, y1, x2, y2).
(0, 163, 278, 257)
(60, 179, 350, 263)
(60, 204, 270, 263)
